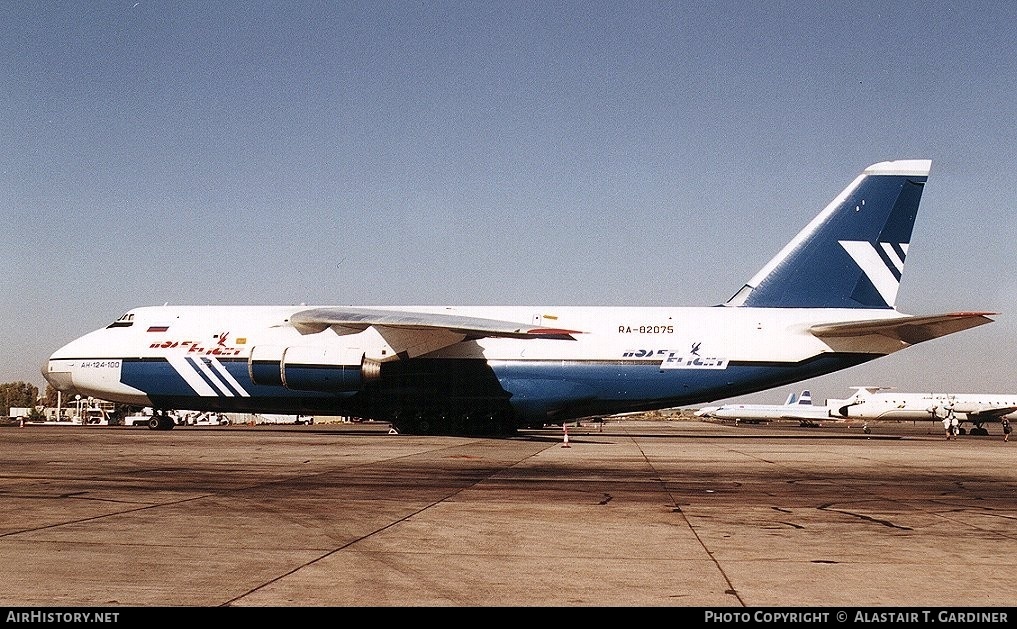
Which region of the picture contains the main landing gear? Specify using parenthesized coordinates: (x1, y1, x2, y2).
(147, 410, 176, 431)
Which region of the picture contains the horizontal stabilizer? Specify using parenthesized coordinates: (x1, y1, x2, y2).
(809, 312, 995, 346)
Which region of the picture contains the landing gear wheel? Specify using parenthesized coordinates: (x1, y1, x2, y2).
(149, 412, 175, 430)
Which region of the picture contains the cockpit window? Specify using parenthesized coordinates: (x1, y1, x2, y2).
(106, 313, 135, 329)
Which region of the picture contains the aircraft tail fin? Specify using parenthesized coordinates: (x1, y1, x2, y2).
(797, 390, 813, 405)
(726, 160, 931, 309)
(849, 386, 894, 397)
(829, 386, 894, 417)
(784, 391, 798, 405)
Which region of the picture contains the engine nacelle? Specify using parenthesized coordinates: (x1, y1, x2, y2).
(248, 345, 381, 392)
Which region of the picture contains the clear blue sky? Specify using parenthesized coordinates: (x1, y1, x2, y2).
(3, 1, 1015, 404)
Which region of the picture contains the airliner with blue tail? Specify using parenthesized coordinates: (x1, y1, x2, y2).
(43, 160, 994, 435)
(695, 389, 836, 423)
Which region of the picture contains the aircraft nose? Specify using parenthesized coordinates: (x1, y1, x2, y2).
(42, 356, 76, 392)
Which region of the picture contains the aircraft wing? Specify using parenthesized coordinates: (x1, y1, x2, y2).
(958, 406, 1017, 419)
(809, 312, 995, 346)
(290, 307, 581, 339)
(288, 307, 582, 361)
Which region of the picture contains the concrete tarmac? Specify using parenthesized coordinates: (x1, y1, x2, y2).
(1, 418, 1014, 608)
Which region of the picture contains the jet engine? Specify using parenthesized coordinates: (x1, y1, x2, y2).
(248, 345, 381, 392)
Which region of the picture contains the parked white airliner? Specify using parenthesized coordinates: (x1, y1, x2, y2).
(43, 160, 994, 435)
(695, 390, 834, 424)
(827, 387, 1017, 435)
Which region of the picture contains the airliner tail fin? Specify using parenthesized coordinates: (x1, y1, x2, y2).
(727, 160, 932, 309)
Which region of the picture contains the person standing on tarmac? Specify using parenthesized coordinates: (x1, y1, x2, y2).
(1003, 417, 1012, 442)
(943, 415, 952, 440)
(950, 415, 960, 439)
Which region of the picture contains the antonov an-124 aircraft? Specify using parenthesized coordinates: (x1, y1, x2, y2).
(44, 160, 994, 435)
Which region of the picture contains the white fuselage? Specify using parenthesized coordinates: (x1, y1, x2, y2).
(699, 403, 834, 420)
(827, 392, 1017, 422)
(45, 304, 906, 421)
